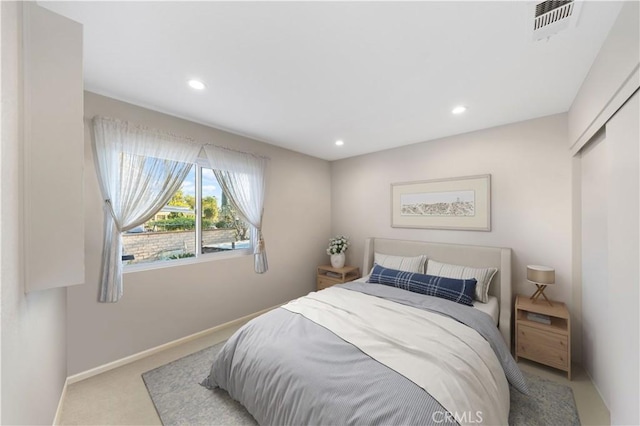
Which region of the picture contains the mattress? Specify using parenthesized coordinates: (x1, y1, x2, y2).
(473, 295, 499, 325)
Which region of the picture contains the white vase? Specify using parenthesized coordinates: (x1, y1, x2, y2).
(330, 253, 346, 268)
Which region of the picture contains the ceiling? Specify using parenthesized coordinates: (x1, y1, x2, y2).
(42, 1, 623, 161)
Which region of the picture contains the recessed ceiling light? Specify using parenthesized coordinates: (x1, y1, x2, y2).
(452, 105, 467, 114)
(335, 140, 344, 146)
(188, 79, 206, 90)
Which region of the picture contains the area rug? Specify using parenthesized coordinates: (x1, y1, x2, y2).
(142, 343, 580, 425)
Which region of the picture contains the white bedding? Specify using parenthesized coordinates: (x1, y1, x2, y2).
(283, 287, 510, 426)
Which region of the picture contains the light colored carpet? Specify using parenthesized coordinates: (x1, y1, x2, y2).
(142, 343, 580, 426)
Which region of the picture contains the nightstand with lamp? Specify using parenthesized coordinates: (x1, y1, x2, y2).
(515, 264, 571, 379)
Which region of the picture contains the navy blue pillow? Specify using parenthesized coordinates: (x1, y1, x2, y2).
(367, 264, 477, 306)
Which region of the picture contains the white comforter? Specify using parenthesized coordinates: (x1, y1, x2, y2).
(282, 287, 510, 426)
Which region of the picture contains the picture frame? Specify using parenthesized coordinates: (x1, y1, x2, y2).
(391, 174, 491, 231)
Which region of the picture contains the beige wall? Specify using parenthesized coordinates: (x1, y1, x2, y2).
(331, 114, 574, 351)
(1, 2, 68, 424)
(67, 92, 331, 375)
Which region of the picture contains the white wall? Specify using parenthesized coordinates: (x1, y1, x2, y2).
(1, 2, 68, 424)
(331, 114, 574, 352)
(67, 92, 331, 375)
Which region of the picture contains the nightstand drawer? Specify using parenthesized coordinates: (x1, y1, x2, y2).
(317, 276, 338, 290)
(517, 325, 568, 369)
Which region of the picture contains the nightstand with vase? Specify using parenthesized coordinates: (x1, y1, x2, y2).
(319, 235, 359, 290)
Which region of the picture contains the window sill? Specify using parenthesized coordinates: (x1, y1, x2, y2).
(123, 248, 252, 274)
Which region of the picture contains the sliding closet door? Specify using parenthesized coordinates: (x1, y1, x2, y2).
(580, 90, 639, 423)
(580, 130, 610, 407)
(606, 91, 639, 426)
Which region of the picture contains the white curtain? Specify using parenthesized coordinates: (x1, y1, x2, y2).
(203, 145, 269, 273)
(92, 117, 202, 302)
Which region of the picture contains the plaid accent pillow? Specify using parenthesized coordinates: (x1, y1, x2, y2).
(368, 264, 477, 306)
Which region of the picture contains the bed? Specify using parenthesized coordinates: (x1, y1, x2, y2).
(203, 238, 526, 425)
(361, 238, 513, 348)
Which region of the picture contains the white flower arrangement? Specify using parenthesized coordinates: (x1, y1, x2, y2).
(326, 235, 349, 255)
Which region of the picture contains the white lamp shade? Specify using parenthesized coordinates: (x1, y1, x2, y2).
(527, 265, 555, 285)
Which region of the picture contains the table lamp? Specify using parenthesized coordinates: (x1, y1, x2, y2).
(527, 265, 555, 306)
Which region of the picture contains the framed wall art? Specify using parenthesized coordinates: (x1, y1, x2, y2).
(391, 174, 491, 231)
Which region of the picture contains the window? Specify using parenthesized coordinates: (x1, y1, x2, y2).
(200, 167, 251, 254)
(122, 162, 251, 267)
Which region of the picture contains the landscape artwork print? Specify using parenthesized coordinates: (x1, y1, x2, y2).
(400, 190, 475, 217)
(391, 175, 490, 231)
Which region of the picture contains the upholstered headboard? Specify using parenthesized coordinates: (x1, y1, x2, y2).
(362, 238, 513, 349)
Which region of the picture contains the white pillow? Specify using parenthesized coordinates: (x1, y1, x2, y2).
(426, 259, 497, 303)
(373, 253, 426, 274)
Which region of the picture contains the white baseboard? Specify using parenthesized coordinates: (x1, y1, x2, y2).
(53, 377, 69, 425)
(66, 304, 277, 385)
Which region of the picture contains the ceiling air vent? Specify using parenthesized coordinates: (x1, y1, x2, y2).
(532, 0, 583, 41)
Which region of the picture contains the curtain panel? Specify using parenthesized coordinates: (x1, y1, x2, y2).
(92, 117, 202, 302)
(203, 145, 269, 273)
